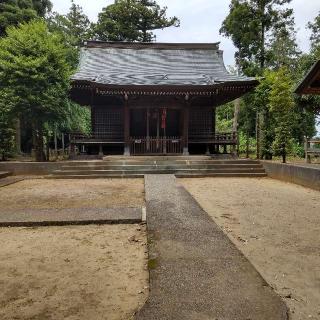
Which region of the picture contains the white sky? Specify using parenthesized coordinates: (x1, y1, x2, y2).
(51, 0, 320, 67)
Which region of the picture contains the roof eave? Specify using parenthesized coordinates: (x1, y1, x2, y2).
(71, 79, 258, 94)
(295, 60, 320, 95)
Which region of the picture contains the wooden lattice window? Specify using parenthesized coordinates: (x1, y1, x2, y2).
(94, 107, 124, 140)
(189, 108, 214, 137)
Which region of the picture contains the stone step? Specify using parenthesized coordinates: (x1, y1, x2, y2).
(52, 168, 266, 176)
(0, 171, 11, 179)
(48, 174, 145, 179)
(50, 158, 266, 179)
(66, 160, 261, 166)
(176, 172, 268, 178)
(49, 172, 267, 179)
(103, 155, 214, 161)
(60, 164, 264, 171)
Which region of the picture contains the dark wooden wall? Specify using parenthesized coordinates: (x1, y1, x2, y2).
(90, 94, 216, 140)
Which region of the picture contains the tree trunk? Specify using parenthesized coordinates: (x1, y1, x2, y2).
(233, 98, 241, 133)
(260, 3, 266, 70)
(62, 133, 65, 154)
(256, 111, 261, 159)
(32, 121, 46, 162)
(282, 144, 286, 163)
(246, 130, 250, 158)
(54, 128, 58, 159)
(15, 118, 21, 154)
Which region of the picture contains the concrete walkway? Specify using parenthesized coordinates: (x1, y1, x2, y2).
(135, 175, 288, 320)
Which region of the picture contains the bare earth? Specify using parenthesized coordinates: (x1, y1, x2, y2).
(0, 179, 147, 320)
(0, 179, 145, 210)
(180, 177, 320, 320)
(0, 225, 148, 320)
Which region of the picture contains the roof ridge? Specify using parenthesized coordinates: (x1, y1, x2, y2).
(83, 41, 220, 50)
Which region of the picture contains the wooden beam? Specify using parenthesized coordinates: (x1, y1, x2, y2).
(183, 95, 190, 155)
(124, 93, 130, 156)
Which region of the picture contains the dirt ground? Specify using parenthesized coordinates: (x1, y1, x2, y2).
(0, 225, 148, 320)
(180, 177, 320, 320)
(0, 179, 145, 209)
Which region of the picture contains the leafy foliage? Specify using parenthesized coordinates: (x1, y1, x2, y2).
(47, 1, 91, 67)
(269, 68, 295, 162)
(0, 90, 15, 160)
(31, 0, 52, 17)
(94, 0, 180, 42)
(216, 103, 234, 132)
(0, 20, 74, 160)
(220, 0, 295, 75)
(267, 25, 301, 71)
(48, 1, 91, 48)
(0, 0, 37, 36)
(308, 11, 320, 49)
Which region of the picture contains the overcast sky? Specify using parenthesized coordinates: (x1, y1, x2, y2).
(51, 0, 320, 67)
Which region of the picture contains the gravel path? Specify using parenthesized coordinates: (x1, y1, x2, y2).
(181, 177, 320, 320)
(136, 174, 288, 320)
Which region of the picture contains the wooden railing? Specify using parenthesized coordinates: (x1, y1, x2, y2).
(130, 136, 183, 155)
(189, 132, 237, 144)
(70, 132, 124, 143)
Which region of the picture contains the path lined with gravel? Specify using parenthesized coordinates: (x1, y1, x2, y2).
(181, 177, 320, 319)
(136, 174, 288, 320)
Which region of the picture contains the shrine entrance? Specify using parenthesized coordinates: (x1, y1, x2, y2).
(129, 108, 183, 155)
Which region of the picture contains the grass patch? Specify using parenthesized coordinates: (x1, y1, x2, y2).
(148, 258, 158, 270)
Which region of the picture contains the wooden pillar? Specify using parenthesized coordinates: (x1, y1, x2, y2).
(124, 94, 130, 156)
(90, 88, 95, 135)
(146, 108, 150, 151)
(99, 144, 103, 156)
(91, 106, 95, 134)
(212, 107, 216, 155)
(183, 94, 190, 155)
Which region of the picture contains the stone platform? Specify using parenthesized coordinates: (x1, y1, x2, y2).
(0, 207, 143, 227)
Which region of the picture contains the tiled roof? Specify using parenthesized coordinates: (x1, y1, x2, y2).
(295, 60, 320, 95)
(72, 41, 256, 87)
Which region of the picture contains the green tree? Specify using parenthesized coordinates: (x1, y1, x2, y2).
(0, 0, 37, 36)
(0, 20, 74, 161)
(270, 69, 295, 163)
(220, 0, 294, 75)
(293, 13, 320, 133)
(252, 71, 274, 159)
(267, 25, 301, 71)
(48, 0, 91, 48)
(94, 0, 180, 42)
(0, 91, 15, 160)
(308, 11, 320, 50)
(32, 0, 52, 17)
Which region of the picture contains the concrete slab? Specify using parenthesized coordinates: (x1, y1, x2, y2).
(0, 171, 11, 179)
(136, 175, 288, 320)
(0, 176, 25, 188)
(0, 207, 142, 227)
(262, 161, 320, 191)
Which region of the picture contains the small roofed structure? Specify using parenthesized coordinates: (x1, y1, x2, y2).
(295, 60, 320, 95)
(70, 41, 258, 156)
(295, 60, 320, 163)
